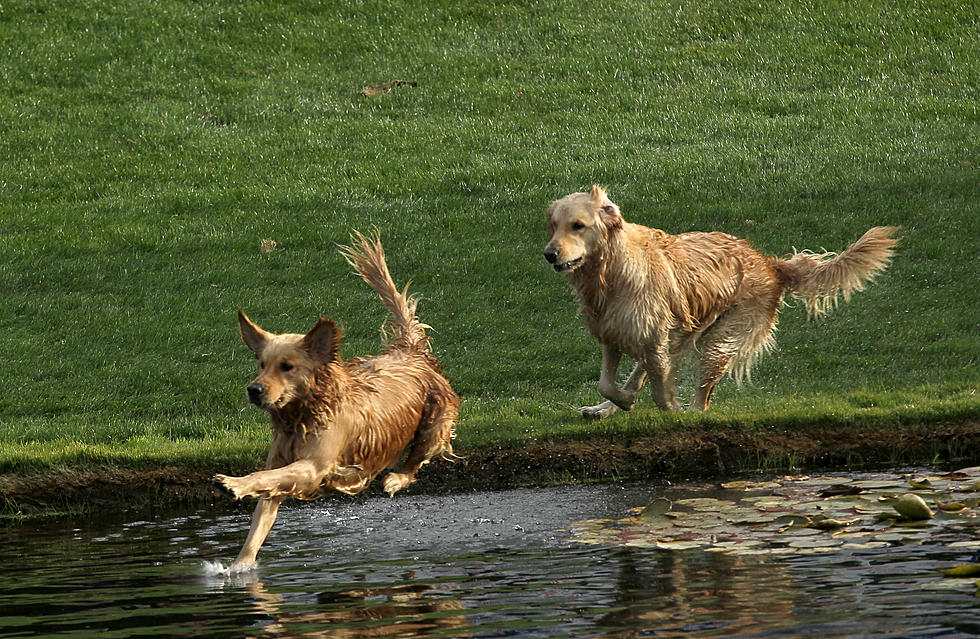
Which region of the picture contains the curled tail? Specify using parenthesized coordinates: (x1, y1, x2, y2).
(776, 226, 899, 316)
(340, 229, 431, 352)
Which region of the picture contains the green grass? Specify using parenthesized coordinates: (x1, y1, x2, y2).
(1, 0, 977, 476)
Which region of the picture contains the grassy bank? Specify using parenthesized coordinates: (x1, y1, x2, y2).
(1, 0, 978, 509)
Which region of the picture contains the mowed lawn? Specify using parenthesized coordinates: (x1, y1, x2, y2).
(0, 0, 977, 475)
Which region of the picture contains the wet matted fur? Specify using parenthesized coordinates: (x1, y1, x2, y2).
(215, 231, 458, 573)
(543, 186, 898, 417)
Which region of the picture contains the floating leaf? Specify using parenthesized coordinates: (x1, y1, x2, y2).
(845, 541, 891, 549)
(853, 480, 906, 490)
(638, 498, 672, 519)
(774, 514, 811, 528)
(794, 476, 845, 486)
(940, 471, 971, 480)
(568, 467, 980, 556)
(788, 536, 843, 549)
(819, 484, 864, 497)
(673, 497, 724, 509)
(779, 526, 822, 538)
(655, 540, 703, 550)
(804, 516, 860, 531)
(950, 540, 980, 549)
(720, 480, 780, 490)
(940, 564, 980, 577)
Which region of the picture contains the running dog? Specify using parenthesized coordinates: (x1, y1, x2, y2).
(543, 185, 898, 417)
(216, 231, 458, 573)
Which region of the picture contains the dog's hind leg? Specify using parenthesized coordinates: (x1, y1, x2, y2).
(690, 303, 777, 411)
(690, 345, 735, 412)
(383, 387, 459, 496)
(227, 496, 285, 573)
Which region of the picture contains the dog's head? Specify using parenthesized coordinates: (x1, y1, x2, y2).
(237, 311, 340, 411)
(543, 185, 623, 273)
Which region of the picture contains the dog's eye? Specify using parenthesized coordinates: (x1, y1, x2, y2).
(259, 361, 265, 369)
(280, 362, 294, 372)
(572, 221, 586, 231)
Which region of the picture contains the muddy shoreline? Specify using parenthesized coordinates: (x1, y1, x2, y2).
(3, 419, 978, 519)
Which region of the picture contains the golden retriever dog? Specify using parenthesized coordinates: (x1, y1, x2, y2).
(215, 231, 458, 573)
(543, 185, 898, 417)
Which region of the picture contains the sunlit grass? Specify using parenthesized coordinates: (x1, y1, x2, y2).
(0, 0, 977, 477)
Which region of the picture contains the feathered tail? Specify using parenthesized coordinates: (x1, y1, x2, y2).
(776, 226, 900, 316)
(340, 229, 431, 352)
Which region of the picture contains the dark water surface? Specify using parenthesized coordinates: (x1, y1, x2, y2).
(1, 477, 978, 638)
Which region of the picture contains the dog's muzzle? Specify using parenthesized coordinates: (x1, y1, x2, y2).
(246, 382, 265, 406)
(543, 247, 582, 273)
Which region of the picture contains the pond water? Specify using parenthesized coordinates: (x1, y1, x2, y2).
(1, 471, 978, 638)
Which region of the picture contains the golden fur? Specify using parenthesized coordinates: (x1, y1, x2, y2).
(544, 185, 898, 416)
(216, 231, 458, 573)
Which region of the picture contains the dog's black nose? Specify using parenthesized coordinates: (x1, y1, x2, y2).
(246, 382, 265, 405)
(543, 247, 559, 264)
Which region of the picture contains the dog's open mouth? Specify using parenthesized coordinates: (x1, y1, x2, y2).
(553, 257, 583, 273)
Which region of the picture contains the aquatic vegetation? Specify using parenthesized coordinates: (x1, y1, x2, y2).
(570, 467, 980, 559)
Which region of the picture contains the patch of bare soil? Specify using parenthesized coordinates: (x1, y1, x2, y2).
(2, 420, 977, 518)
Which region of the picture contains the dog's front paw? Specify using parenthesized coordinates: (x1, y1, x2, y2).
(215, 474, 251, 500)
(383, 473, 414, 497)
(579, 401, 618, 420)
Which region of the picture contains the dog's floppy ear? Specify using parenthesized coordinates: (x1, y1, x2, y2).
(546, 200, 559, 233)
(589, 185, 623, 229)
(300, 317, 341, 365)
(239, 311, 271, 355)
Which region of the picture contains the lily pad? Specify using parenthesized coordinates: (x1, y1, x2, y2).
(720, 480, 780, 490)
(842, 541, 891, 549)
(673, 497, 725, 508)
(638, 498, 672, 519)
(804, 516, 859, 531)
(819, 484, 864, 497)
(852, 480, 907, 490)
(907, 477, 935, 489)
(788, 537, 843, 549)
(568, 467, 980, 557)
(940, 563, 980, 577)
(655, 540, 703, 550)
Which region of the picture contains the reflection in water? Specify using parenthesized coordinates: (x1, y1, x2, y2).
(596, 547, 797, 637)
(0, 478, 978, 638)
(245, 576, 467, 638)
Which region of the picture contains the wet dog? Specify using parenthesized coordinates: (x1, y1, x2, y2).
(544, 185, 898, 416)
(215, 231, 458, 572)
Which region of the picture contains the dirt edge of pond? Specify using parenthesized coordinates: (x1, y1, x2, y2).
(2, 419, 978, 519)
